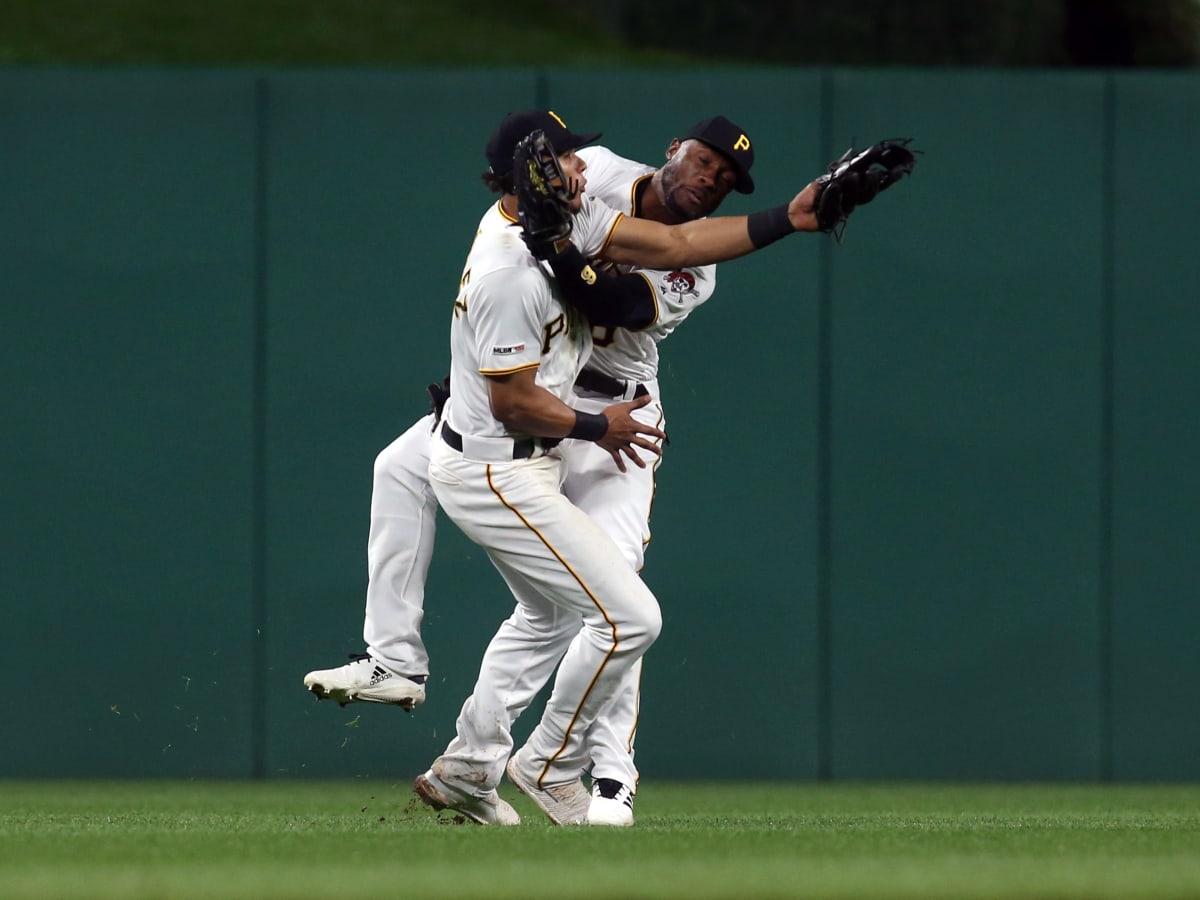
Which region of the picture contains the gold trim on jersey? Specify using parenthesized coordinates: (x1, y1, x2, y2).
(636, 270, 660, 326)
(479, 361, 540, 376)
(594, 211, 626, 261)
(629, 173, 653, 217)
(497, 199, 518, 224)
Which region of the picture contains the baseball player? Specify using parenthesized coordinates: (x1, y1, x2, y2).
(408, 110, 826, 826)
(301, 121, 742, 713)
(307, 111, 820, 826)
(411, 109, 667, 825)
(500, 116, 759, 827)
(306, 118, 764, 824)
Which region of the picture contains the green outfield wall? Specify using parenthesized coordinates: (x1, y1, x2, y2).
(2, 68, 1197, 781)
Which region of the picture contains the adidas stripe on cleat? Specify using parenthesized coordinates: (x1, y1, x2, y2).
(303, 653, 426, 710)
(588, 778, 634, 827)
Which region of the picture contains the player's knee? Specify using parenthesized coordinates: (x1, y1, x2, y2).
(374, 424, 434, 493)
(622, 600, 661, 651)
(619, 544, 644, 572)
(372, 445, 398, 483)
(643, 611, 663, 649)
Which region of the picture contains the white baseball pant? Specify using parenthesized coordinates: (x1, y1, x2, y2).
(427, 435, 661, 792)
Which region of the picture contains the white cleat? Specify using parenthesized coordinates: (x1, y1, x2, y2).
(303, 653, 426, 710)
(413, 759, 520, 826)
(505, 748, 589, 826)
(588, 778, 634, 827)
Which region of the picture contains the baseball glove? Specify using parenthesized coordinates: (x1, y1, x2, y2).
(426, 376, 450, 423)
(513, 130, 573, 259)
(814, 138, 917, 241)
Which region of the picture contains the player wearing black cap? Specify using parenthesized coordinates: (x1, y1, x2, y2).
(482, 108, 602, 189)
(309, 108, 827, 828)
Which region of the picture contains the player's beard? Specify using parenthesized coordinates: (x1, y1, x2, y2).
(661, 170, 718, 221)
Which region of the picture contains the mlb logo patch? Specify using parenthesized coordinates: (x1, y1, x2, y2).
(492, 343, 525, 355)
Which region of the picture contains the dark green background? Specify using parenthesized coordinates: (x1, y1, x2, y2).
(2, 68, 1196, 781)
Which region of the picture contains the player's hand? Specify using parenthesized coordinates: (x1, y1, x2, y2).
(787, 181, 822, 232)
(597, 394, 665, 473)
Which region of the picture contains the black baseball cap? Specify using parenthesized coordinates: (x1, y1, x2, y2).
(485, 109, 602, 177)
(684, 115, 756, 194)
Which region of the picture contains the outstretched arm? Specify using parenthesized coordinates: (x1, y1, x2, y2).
(601, 181, 822, 270)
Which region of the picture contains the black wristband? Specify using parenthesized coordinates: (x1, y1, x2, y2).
(567, 410, 609, 441)
(746, 204, 797, 249)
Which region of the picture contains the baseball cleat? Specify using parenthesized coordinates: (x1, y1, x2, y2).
(588, 778, 634, 827)
(413, 760, 520, 826)
(505, 748, 589, 826)
(303, 653, 426, 710)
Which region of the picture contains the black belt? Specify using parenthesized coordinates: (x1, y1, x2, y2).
(574, 368, 648, 399)
(441, 421, 561, 459)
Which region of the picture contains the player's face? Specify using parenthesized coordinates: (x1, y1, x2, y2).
(659, 139, 738, 220)
(557, 149, 587, 211)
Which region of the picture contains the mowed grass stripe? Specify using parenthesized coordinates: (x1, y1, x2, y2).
(2, 781, 1198, 899)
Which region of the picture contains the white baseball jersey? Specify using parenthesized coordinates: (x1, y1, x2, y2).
(349, 151, 721, 797)
(577, 145, 718, 384)
(427, 191, 661, 798)
(444, 196, 623, 441)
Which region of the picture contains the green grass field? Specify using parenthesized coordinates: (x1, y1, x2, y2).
(2, 781, 1199, 899)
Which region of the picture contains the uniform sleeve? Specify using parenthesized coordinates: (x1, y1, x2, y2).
(569, 195, 624, 260)
(470, 267, 551, 375)
(636, 264, 717, 335)
(578, 146, 650, 216)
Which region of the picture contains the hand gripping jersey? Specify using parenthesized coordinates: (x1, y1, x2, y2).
(444, 195, 623, 442)
(576, 146, 718, 384)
